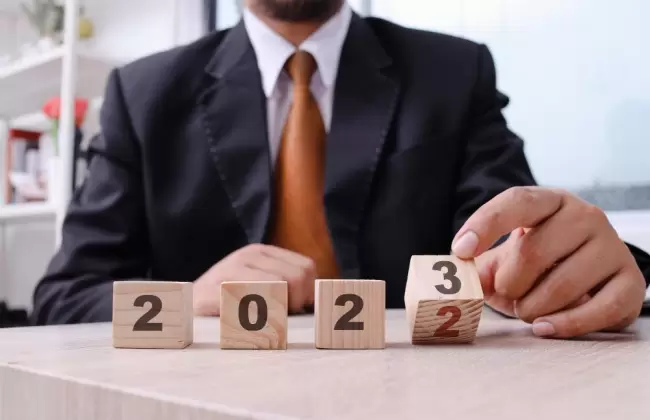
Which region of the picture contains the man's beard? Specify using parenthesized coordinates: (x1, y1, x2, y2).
(255, 0, 343, 22)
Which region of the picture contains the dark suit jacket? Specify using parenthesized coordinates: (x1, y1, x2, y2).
(31, 14, 650, 324)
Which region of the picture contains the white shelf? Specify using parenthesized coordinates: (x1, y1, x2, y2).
(0, 2, 26, 14)
(0, 45, 115, 121)
(0, 202, 56, 222)
(6, 96, 103, 131)
(0, 0, 100, 15)
(8, 112, 52, 132)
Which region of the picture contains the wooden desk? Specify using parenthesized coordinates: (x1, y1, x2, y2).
(0, 309, 648, 420)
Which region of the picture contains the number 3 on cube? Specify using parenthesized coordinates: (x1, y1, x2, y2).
(315, 280, 386, 349)
(404, 256, 484, 344)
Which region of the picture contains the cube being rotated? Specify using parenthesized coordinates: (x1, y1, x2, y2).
(405, 256, 484, 344)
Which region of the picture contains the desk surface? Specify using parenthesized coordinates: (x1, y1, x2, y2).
(0, 309, 648, 420)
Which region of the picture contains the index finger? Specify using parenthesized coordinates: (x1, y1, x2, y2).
(452, 187, 565, 258)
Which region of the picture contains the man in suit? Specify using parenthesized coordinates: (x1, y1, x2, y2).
(32, 0, 649, 338)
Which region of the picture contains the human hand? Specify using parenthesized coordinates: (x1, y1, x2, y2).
(452, 187, 646, 338)
(193, 244, 316, 316)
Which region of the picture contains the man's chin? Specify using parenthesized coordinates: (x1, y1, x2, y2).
(255, 0, 342, 22)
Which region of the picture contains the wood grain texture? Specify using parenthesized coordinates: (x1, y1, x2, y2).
(220, 281, 288, 350)
(411, 299, 484, 344)
(112, 281, 193, 349)
(1, 310, 649, 420)
(405, 256, 484, 344)
(315, 279, 385, 349)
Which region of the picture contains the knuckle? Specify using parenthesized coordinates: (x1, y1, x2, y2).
(502, 187, 521, 206)
(304, 259, 316, 275)
(295, 258, 315, 278)
(234, 244, 264, 263)
(287, 269, 306, 284)
(584, 204, 609, 226)
(510, 186, 537, 207)
(239, 244, 256, 257)
(551, 187, 571, 196)
(248, 243, 267, 253)
(486, 207, 505, 231)
(288, 264, 312, 284)
(230, 250, 247, 265)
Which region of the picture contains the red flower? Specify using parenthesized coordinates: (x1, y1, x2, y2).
(43, 97, 89, 127)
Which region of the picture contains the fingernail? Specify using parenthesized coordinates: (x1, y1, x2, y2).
(452, 230, 479, 258)
(532, 321, 556, 337)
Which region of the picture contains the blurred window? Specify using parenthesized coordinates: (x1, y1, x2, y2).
(371, 0, 650, 210)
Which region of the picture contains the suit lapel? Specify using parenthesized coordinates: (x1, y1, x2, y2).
(198, 22, 272, 244)
(196, 16, 400, 266)
(325, 15, 400, 278)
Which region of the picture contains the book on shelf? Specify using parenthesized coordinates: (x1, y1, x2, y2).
(4, 128, 54, 204)
(3, 124, 90, 208)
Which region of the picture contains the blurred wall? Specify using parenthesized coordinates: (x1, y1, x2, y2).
(372, 0, 650, 189)
(83, 0, 203, 64)
(0, 0, 203, 66)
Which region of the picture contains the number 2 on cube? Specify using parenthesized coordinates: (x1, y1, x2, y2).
(133, 295, 163, 332)
(334, 294, 364, 330)
(315, 280, 386, 349)
(433, 261, 462, 337)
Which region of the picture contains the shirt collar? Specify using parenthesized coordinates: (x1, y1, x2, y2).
(243, 3, 352, 98)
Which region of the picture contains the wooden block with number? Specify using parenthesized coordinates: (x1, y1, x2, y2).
(220, 281, 288, 350)
(112, 281, 193, 349)
(405, 256, 484, 344)
(315, 279, 385, 349)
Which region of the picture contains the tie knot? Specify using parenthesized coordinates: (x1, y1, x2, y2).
(286, 50, 317, 86)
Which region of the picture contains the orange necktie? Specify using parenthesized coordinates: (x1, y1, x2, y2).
(269, 51, 340, 281)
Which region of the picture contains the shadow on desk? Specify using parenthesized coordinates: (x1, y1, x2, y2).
(388, 327, 641, 349)
(183, 342, 317, 350)
(0, 302, 28, 328)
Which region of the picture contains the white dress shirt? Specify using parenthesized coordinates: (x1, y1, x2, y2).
(242, 3, 353, 165)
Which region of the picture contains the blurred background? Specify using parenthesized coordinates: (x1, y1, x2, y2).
(0, 0, 648, 319)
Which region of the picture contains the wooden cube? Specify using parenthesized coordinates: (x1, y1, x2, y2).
(220, 281, 288, 350)
(315, 279, 385, 349)
(113, 281, 193, 349)
(405, 256, 484, 344)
